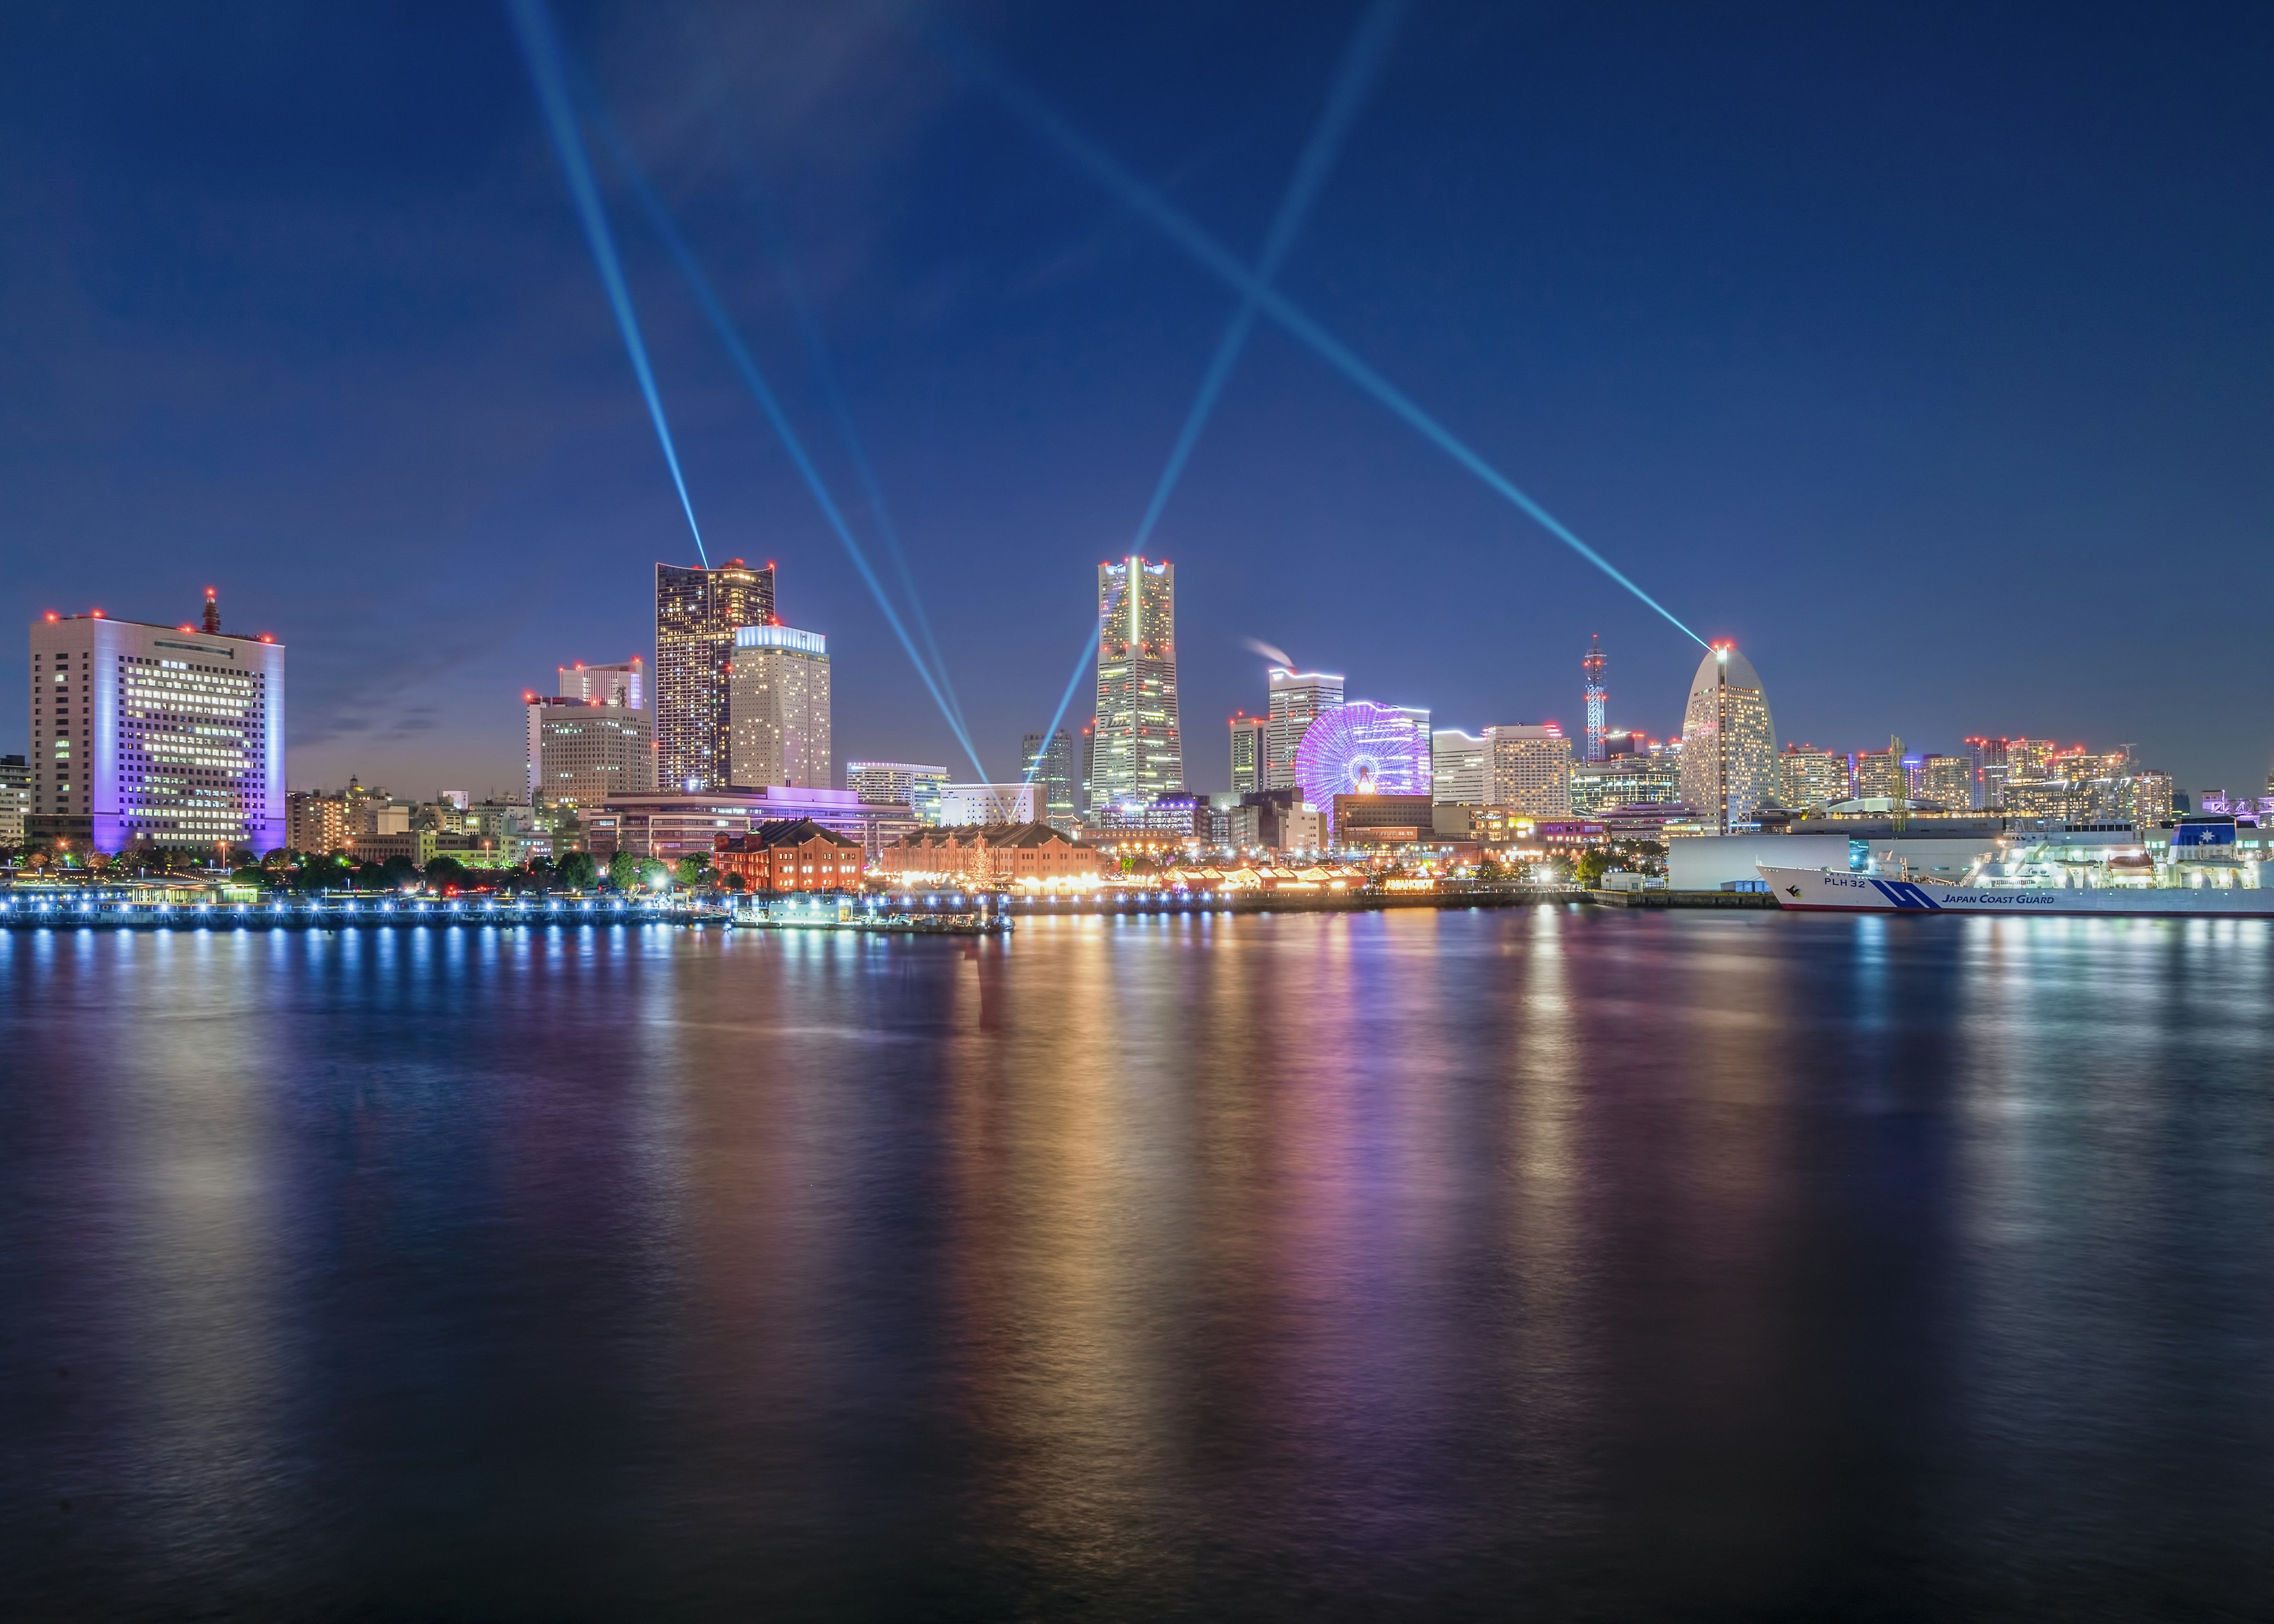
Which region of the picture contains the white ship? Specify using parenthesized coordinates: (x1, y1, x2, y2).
(1760, 817, 2274, 917)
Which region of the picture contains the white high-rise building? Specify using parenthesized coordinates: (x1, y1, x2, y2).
(1431, 729, 1489, 804)
(1267, 667, 1344, 790)
(1485, 724, 1574, 816)
(558, 657, 644, 710)
(1678, 643, 1777, 832)
(27, 595, 286, 853)
(728, 624, 831, 790)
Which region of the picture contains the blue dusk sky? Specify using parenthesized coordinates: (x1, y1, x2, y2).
(4, 2, 2271, 797)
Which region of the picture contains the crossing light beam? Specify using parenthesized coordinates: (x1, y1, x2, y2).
(918, 8, 1709, 649)
(576, 93, 994, 786)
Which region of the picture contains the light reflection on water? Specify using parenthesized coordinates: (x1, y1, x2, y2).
(2, 909, 2272, 1620)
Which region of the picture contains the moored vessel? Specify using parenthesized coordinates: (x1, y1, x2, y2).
(1761, 815, 2274, 916)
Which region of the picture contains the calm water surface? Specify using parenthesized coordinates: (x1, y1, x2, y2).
(4, 907, 2273, 1620)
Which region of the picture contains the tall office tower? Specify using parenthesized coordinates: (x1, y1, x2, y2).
(1676, 642, 1778, 833)
(558, 657, 645, 710)
(0, 753, 27, 846)
(1022, 729, 1078, 828)
(1582, 634, 1608, 762)
(1266, 666, 1345, 790)
(1228, 712, 1267, 796)
(526, 696, 654, 807)
(1484, 724, 1575, 816)
(1078, 722, 1095, 814)
(847, 760, 950, 825)
(1090, 557, 1181, 805)
(1431, 729, 1489, 803)
(728, 625, 831, 790)
(656, 558, 774, 793)
(27, 594, 285, 853)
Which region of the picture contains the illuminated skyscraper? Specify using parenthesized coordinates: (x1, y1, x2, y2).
(1582, 634, 1608, 763)
(728, 624, 831, 790)
(1677, 643, 1777, 832)
(27, 593, 285, 853)
(1266, 667, 1344, 790)
(656, 558, 773, 793)
(1228, 712, 1267, 796)
(1091, 557, 1181, 805)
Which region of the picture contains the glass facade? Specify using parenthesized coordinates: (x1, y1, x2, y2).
(656, 559, 773, 793)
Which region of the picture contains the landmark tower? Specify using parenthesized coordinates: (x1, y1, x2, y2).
(1090, 557, 1181, 805)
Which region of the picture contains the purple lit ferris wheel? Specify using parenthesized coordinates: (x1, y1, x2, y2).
(1293, 700, 1433, 832)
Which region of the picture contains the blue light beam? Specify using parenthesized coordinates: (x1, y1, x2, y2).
(1130, 0, 1408, 555)
(917, 9, 1709, 649)
(582, 105, 994, 786)
(1027, 0, 1408, 797)
(753, 194, 975, 750)
(506, 0, 709, 567)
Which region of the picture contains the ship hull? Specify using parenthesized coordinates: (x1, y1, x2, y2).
(1757, 866, 2274, 917)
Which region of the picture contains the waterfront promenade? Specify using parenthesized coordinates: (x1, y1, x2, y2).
(0, 883, 1590, 930)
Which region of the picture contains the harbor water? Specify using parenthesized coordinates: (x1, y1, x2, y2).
(4, 908, 2272, 1619)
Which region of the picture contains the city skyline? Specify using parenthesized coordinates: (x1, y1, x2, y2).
(7, 7, 2274, 799)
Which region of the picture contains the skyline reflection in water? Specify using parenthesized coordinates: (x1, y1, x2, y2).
(4, 909, 2272, 1619)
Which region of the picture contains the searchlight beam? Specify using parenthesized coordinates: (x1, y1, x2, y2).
(581, 103, 994, 786)
(1026, 0, 1409, 796)
(506, 0, 709, 567)
(919, 8, 1709, 649)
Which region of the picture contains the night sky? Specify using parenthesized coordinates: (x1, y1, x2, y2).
(5, 2, 2271, 798)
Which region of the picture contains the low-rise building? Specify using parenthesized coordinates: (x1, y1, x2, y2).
(713, 819, 865, 892)
(586, 787, 911, 863)
(354, 829, 438, 868)
(1332, 793, 1434, 848)
(879, 822, 1103, 887)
